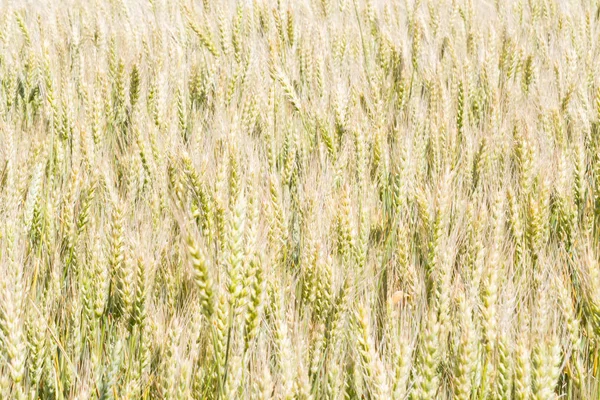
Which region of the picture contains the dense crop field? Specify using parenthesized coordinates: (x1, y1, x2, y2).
(2, 0, 600, 398)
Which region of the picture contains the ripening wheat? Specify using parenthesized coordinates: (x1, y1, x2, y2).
(1, 0, 600, 398)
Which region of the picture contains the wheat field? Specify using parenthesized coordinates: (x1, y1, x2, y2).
(1, 0, 600, 398)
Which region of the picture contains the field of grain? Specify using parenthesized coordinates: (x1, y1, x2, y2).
(2, 0, 600, 398)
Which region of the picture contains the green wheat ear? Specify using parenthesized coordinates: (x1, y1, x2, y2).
(188, 234, 214, 317)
